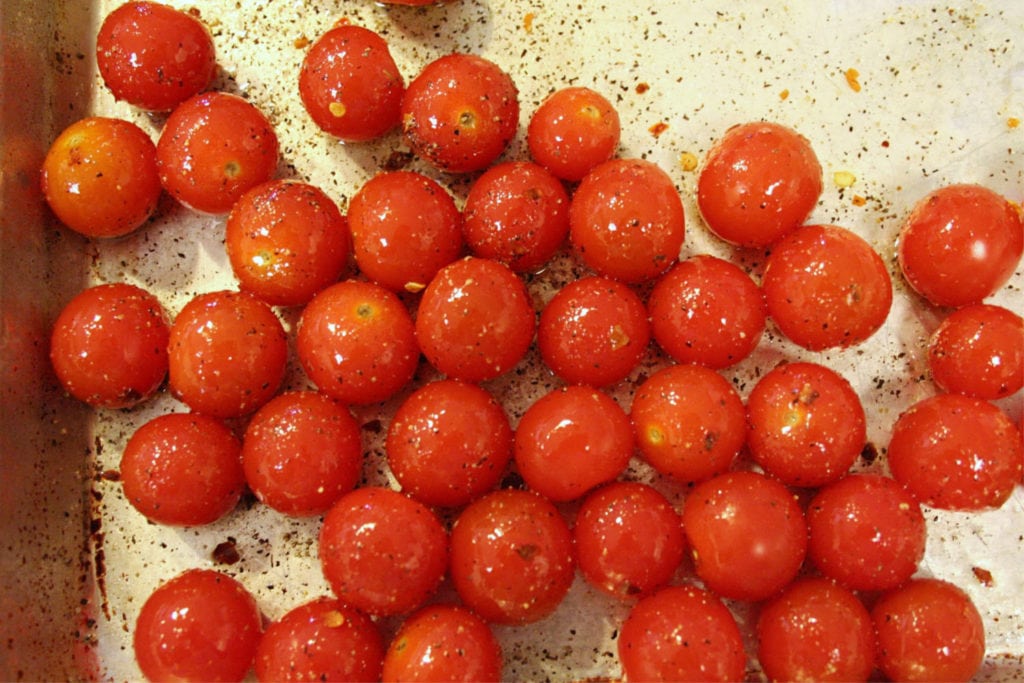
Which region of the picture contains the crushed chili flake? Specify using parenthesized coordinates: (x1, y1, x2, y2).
(1009, 117, 1020, 129)
(844, 68, 862, 92)
(779, 88, 790, 100)
(649, 121, 668, 138)
(294, 35, 310, 49)
(523, 12, 536, 33)
(972, 566, 994, 587)
(635, 82, 650, 94)
(679, 151, 699, 172)
(852, 195, 867, 206)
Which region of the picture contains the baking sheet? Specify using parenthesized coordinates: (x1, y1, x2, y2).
(2, 0, 1022, 680)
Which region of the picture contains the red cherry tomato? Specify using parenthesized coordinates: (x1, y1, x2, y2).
(630, 364, 746, 483)
(763, 224, 893, 350)
(296, 280, 420, 405)
(573, 481, 685, 600)
(134, 568, 262, 683)
(806, 473, 925, 592)
(897, 183, 1023, 307)
(618, 584, 746, 683)
(887, 392, 1022, 510)
(569, 158, 685, 283)
(96, 1, 216, 112)
(168, 289, 287, 418)
(682, 470, 807, 602)
(225, 179, 351, 307)
(381, 604, 503, 683)
(756, 577, 876, 683)
(157, 91, 279, 214)
(872, 578, 985, 683)
(40, 117, 161, 238)
(928, 303, 1024, 400)
(527, 86, 621, 182)
(449, 489, 575, 625)
(254, 597, 384, 683)
(49, 283, 169, 409)
(298, 23, 404, 142)
(319, 487, 448, 617)
(647, 254, 766, 369)
(697, 120, 822, 248)
(120, 412, 244, 527)
(402, 53, 519, 173)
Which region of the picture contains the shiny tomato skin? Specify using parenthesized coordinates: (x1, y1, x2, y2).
(763, 224, 893, 350)
(296, 280, 420, 405)
(242, 391, 362, 517)
(897, 184, 1023, 307)
(120, 412, 244, 527)
(134, 568, 262, 683)
(49, 283, 169, 409)
(299, 24, 404, 142)
(157, 91, 279, 214)
(449, 489, 575, 625)
(96, 2, 215, 112)
(225, 179, 351, 307)
(254, 597, 384, 683)
(462, 161, 570, 273)
(381, 604, 503, 683)
(928, 303, 1024, 400)
(415, 257, 535, 382)
(41, 117, 161, 238)
(682, 470, 807, 602)
(872, 578, 985, 683)
(618, 584, 746, 683)
(756, 577, 876, 683)
(569, 158, 685, 283)
(648, 254, 766, 369)
(887, 392, 1022, 510)
(573, 481, 685, 600)
(630, 364, 746, 484)
(697, 121, 822, 248)
(347, 170, 463, 293)
(320, 487, 448, 617)
(402, 53, 519, 173)
(168, 290, 287, 418)
(538, 276, 650, 387)
(527, 86, 621, 182)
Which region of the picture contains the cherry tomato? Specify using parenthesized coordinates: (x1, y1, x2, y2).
(682, 470, 807, 602)
(241, 391, 362, 517)
(299, 23, 404, 142)
(40, 116, 161, 238)
(50, 283, 169, 409)
(928, 303, 1024, 400)
(872, 578, 985, 683)
(381, 604, 503, 683)
(386, 379, 512, 508)
(449, 489, 575, 625)
(402, 53, 519, 173)
(347, 170, 463, 293)
(254, 597, 384, 683)
(513, 385, 633, 502)
(96, 1, 216, 112)
(225, 179, 351, 307)
(756, 577, 876, 683)
(120, 412, 244, 527)
(630, 364, 746, 483)
(573, 481, 685, 600)
(806, 473, 925, 592)
(746, 361, 867, 487)
(319, 487, 448, 617)
(134, 568, 262, 683)
(887, 392, 1022, 510)
(647, 254, 766, 369)
(296, 280, 420, 405)
(696, 121, 822, 248)
(569, 158, 685, 283)
(618, 584, 746, 683)
(415, 257, 535, 382)
(462, 161, 570, 273)
(897, 183, 1023, 307)
(762, 224, 893, 350)
(168, 289, 287, 418)
(157, 91, 279, 214)
(527, 86, 621, 182)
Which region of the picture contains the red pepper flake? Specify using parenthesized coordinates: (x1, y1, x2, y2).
(333, 16, 352, 28)
(881, 140, 890, 148)
(213, 538, 241, 565)
(779, 88, 790, 100)
(1009, 117, 1020, 129)
(844, 68, 862, 92)
(972, 566, 994, 587)
(851, 195, 867, 207)
(523, 12, 536, 33)
(649, 121, 668, 138)
(294, 35, 310, 49)
(635, 82, 650, 94)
